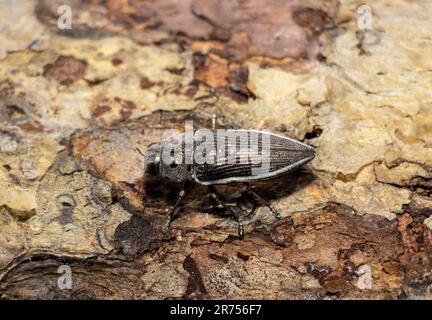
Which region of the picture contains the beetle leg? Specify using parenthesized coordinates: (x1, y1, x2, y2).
(207, 185, 227, 208)
(161, 183, 186, 233)
(208, 186, 247, 238)
(209, 193, 225, 210)
(245, 185, 281, 220)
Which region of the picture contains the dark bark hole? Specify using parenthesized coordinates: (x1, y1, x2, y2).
(56, 194, 75, 225)
(6, 104, 26, 121)
(304, 126, 323, 139)
(61, 202, 73, 207)
(237, 252, 250, 262)
(56, 194, 76, 209)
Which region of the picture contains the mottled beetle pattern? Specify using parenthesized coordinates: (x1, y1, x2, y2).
(143, 128, 315, 238)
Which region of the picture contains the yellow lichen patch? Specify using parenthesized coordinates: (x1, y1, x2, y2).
(330, 166, 411, 220)
(374, 162, 429, 186)
(0, 0, 50, 60)
(0, 207, 27, 267)
(0, 135, 58, 214)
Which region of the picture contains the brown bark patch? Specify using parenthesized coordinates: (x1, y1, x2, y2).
(43, 56, 87, 86)
(183, 255, 208, 299)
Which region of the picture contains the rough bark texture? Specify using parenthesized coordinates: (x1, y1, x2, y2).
(0, 0, 431, 299)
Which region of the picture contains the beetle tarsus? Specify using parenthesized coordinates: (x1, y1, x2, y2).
(237, 218, 244, 239)
(161, 217, 171, 234)
(245, 185, 281, 220)
(269, 204, 281, 220)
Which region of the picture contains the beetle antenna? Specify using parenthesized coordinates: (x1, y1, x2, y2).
(135, 147, 145, 158)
